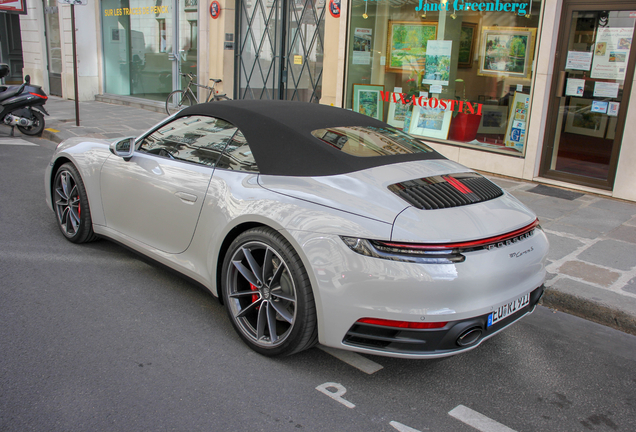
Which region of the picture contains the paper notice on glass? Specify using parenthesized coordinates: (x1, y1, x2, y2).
(421, 40, 452, 86)
(352, 28, 372, 65)
(393, 87, 403, 94)
(566, 51, 593, 71)
(593, 81, 620, 98)
(608, 102, 620, 116)
(419, 91, 428, 98)
(591, 27, 634, 80)
(591, 100, 609, 114)
(429, 85, 442, 94)
(565, 78, 585, 97)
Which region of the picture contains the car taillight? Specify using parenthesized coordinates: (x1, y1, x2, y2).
(341, 219, 540, 264)
(357, 318, 447, 329)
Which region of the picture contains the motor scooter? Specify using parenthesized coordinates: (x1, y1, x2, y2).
(0, 63, 49, 136)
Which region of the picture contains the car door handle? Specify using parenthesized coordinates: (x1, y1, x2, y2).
(175, 191, 197, 203)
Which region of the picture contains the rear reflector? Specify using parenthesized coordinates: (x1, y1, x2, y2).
(29, 92, 48, 99)
(357, 318, 447, 329)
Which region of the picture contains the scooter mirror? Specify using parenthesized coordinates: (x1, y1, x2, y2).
(25, 75, 31, 84)
(0, 64, 9, 79)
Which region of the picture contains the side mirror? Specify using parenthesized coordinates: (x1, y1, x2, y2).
(109, 136, 135, 159)
(25, 75, 30, 84)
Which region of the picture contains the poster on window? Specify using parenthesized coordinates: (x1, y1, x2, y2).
(421, 40, 452, 86)
(504, 92, 530, 151)
(591, 27, 634, 80)
(353, 28, 372, 65)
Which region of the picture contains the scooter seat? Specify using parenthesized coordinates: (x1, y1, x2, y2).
(0, 85, 24, 102)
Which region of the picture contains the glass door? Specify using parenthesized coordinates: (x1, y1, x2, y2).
(540, 5, 636, 190)
(43, 0, 62, 96)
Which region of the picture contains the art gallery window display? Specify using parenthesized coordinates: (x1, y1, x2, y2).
(345, 0, 542, 156)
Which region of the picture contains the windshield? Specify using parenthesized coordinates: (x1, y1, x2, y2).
(311, 126, 434, 157)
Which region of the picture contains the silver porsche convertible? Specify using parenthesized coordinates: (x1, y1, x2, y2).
(45, 100, 548, 358)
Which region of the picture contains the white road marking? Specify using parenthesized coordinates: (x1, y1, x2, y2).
(449, 405, 517, 432)
(0, 138, 38, 146)
(315, 382, 355, 409)
(318, 345, 384, 374)
(390, 420, 427, 431)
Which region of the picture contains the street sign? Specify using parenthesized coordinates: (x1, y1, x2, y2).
(58, 0, 87, 4)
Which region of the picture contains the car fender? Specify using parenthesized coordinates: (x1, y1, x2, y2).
(45, 139, 111, 226)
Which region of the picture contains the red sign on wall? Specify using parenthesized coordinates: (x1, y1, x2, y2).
(0, 0, 28, 14)
(209, 0, 220, 19)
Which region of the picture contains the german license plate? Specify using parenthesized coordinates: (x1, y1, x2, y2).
(487, 293, 530, 327)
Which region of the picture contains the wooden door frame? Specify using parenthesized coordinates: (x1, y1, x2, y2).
(539, 0, 636, 190)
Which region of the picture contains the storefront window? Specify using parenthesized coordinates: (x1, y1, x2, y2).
(345, 0, 542, 156)
(101, 0, 198, 102)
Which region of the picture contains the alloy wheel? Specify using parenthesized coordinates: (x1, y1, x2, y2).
(226, 241, 297, 348)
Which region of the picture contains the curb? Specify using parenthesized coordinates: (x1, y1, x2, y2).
(541, 288, 636, 337)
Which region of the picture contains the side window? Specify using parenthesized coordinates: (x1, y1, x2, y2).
(138, 116, 238, 167)
(215, 130, 259, 173)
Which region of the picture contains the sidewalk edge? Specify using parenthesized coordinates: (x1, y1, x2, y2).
(541, 288, 636, 336)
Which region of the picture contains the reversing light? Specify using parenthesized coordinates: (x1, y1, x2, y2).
(357, 318, 447, 329)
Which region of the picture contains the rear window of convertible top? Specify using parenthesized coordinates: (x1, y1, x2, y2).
(311, 126, 434, 157)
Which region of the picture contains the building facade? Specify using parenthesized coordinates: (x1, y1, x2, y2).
(14, 0, 636, 201)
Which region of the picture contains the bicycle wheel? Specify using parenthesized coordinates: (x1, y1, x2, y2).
(214, 94, 231, 101)
(165, 90, 195, 115)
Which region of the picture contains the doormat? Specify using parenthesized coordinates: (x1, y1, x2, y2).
(527, 184, 584, 201)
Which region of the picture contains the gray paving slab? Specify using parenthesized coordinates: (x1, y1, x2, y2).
(544, 232, 585, 262)
(523, 195, 582, 220)
(624, 277, 636, 295)
(577, 239, 636, 271)
(557, 206, 633, 235)
(606, 225, 636, 244)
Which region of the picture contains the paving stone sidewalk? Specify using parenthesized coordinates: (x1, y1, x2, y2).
(28, 96, 636, 335)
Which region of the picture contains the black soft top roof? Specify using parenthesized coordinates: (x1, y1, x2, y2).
(177, 100, 446, 176)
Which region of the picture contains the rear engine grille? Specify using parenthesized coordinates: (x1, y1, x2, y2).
(388, 172, 503, 210)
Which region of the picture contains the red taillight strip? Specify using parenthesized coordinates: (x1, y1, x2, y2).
(357, 318, 448, 329)
(29, 92, 48, 99)
(380, 219, 540, 251)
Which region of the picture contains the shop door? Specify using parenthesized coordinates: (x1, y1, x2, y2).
(0, 14, 24, 85)
(236, 0, 325, 102)
(540, 3, 636, 190)
(43, 0, 63, 96)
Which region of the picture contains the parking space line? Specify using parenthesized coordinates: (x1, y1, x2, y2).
(448, 405, 517, 432)
(318, 345, 384, 374)
(0, 138, 38, 146)
(390, 420, 426, 431)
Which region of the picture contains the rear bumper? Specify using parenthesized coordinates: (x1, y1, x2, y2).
(342, 285, 544, 357)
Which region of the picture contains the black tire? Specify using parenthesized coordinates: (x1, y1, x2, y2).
(52, 163, 99, 244)
(17, 110, 45, 136)
(222, 227, 318, 357)
(165, 90, 195, 115)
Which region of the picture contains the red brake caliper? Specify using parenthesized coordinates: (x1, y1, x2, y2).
(250, 283, 259, 307)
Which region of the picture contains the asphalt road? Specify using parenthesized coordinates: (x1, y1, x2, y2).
(1, 133, 635, 432)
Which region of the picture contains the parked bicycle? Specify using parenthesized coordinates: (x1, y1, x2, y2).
(165, 73, 230, 115)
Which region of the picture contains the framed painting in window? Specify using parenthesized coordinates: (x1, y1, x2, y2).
(478, 27, 537, 79)
(409, 105, 452, 139)
(353, 84, 385, 120)
(386, 21, 438, 73)
(458, 22, 478, 68)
